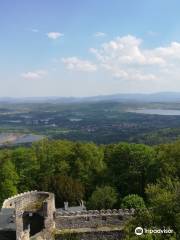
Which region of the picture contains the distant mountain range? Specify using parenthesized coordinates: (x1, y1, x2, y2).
(1, 92, 180, 103)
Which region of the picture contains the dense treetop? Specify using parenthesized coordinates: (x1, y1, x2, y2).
(0, 139, 179, 239)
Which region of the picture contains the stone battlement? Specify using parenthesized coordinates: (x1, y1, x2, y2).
(56, 208, 134, 216)
(2, 191, 38, 209)
(0, 192, 134, 240)
(55, 208, 134, 231)
(2, 191, 52, 210)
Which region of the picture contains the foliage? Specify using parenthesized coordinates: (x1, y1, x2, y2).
(72, 142, 105, 196)
(154, 141, 180, 179)
(51, 175, 84, 207)
(0, 150, 19, 206)
(146, 177, 180, 234)
(121, 194, 146, 209)
(12, 147, 39, 191)
(87, 186, 118, 209)
(104, 143, 156, 197)
(0, 138, 179, 237)
(123, 178, 180, 239)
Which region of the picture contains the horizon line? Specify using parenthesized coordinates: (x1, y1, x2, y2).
(0, 91, 180, 99)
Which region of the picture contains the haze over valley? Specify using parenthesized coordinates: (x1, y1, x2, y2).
(1, 92, 180, 146)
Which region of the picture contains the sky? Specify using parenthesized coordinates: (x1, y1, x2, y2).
(1, 0, 180, 97)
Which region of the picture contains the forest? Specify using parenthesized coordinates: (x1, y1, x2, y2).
(0, 139, 179, 239)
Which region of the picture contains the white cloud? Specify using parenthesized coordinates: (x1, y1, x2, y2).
(62, 57, 97, 72)
(90, 34, 180, 81)
(21, 70, 47, 80)
(47, 32, 64, 40)
(94, 32, 106, 37)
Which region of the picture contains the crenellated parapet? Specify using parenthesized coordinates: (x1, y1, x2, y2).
(56, 208, 135, 216)
(2, 190, 39, 209)
(0, 192, 134, 240)
(55, 208, 134, 230)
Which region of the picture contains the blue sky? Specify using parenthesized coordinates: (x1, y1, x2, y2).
(1, 0, 180, 97)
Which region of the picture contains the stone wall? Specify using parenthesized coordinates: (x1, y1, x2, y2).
(55, 209, 134, 230)
(2, 191, 48, 209)
(55, 231, 124, 240)
(1, 191, 56, 240)
(0, 192, 134, 240)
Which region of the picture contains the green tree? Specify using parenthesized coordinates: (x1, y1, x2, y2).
(124, 178, 179, 240)
(146, 177, 180, 234)
(88, 186, 118, 209)
(33, 140, 71, 191)
(51, 175, 85, 207)
(72, 142, 105, 196)
(155, 141, 180, 179)
(0, 151, 19, 206)
(104, 143, 156, 197)
(12, 147, 39, 192)
(121, 194, 146, 209)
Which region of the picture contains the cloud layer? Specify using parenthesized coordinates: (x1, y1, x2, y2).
(62, 57, 97, 72)
(89, 35, 180, 82)
(47, 32, 64, 40)
(21, 70, 47, 80)
(21, 34, 180, 94)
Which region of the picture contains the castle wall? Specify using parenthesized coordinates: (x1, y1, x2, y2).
(0, 192, 134, 240)
(2, 191, 48, 209)
(55, 231, 124, 240)
(55, 209, 133, 230)
(1, 191, 56, 240)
